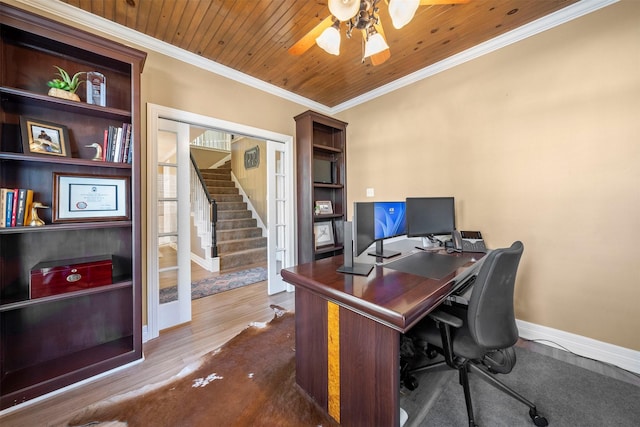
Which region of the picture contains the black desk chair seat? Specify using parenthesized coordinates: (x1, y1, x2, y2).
(402, 241, 548, 427)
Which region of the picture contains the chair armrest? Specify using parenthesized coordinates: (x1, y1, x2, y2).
(428, 309, 463, 328)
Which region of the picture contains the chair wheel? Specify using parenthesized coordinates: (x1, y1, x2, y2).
(404, 375, 419, 391)
(425, 345, 438, 359)
(529, 408, 548, 427)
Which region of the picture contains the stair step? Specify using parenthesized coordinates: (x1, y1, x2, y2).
(217, 227, 263, 241)
(208, 186, 239, 195)
(218, 236, 267, 253)
(220, 247, 267, 270)
(200, 168, 230, 175)
(216, 201, 247, 211)
(211, 194, 244, 203)
(217, 210, 253, 220)
(203, 179, 235, 187)
(217, 218, 257, 230)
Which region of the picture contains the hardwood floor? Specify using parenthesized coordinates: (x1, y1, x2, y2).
(0, 281, 295, 427)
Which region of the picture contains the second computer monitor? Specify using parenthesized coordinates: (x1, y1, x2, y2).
(406, 197, 455, 247)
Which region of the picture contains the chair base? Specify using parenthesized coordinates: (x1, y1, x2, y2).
(468, 362, 548, 426)
(405, 358, 548, 426)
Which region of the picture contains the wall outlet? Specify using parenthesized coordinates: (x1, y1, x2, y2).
(366, 188, 374, 197)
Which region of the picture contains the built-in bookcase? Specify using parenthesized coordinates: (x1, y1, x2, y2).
(0, 4, 146, 409)
(294, 110, 347, 264)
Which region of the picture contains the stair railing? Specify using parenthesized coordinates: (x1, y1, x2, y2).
(190, 154, 218, 257)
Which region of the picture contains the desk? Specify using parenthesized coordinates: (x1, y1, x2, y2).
(281, 246, 485, 426)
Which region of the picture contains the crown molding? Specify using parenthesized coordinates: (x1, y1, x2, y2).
(15, 0, 618, 115)
(332, 0, 619, 112)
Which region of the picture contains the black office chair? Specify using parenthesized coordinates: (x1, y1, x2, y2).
(402, 241, 548, 427)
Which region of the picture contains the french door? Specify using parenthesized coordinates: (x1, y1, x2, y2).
(146, 104, 295, 341)
(267, 140, 294, 294)
(154, 118, 192, 330)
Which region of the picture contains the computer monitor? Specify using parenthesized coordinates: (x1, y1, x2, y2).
(353, 201, 406, 258)
(406, 197, 455, 249)
(354, 202, 375, 257)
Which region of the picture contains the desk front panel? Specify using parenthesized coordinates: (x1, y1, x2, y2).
(295, 287, 399, 427)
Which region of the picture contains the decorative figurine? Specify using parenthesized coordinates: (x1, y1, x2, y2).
(29, 202, 49, 226)
(85, 142, 103, 161)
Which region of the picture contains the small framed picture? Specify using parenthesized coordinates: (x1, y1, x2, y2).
(314, 221, 335, 248)
(315, 200, 333, 215)
(53, 173, 129, 223)
(20, 117, 71, 157)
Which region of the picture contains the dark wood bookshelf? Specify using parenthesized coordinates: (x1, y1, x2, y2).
(0, 3, 146, 410)
(294, 110, 348, 265)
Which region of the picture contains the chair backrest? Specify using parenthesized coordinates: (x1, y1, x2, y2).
(467, 241, 524, 351)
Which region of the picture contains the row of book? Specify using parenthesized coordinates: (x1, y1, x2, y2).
(1, 188, 34, 227)
(103, 123, 133, 163)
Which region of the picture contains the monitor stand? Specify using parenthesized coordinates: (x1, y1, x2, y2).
(367, 240, 400, 259)
(416, 236, 441, 252)
(337, 262, 374, 276)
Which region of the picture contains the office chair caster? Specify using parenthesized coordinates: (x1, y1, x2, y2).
(402, 374, 419, 391)
(425, 345, 439, 359)
(529, 408, 549, 426)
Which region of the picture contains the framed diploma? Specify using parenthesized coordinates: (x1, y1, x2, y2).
(53, 173, 129, 223)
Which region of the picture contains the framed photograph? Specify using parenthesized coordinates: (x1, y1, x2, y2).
(314, 221, 335, 248)
(53, 173, 129, 223)
(315, 200, 333, 215)
(20, 117, 71, 157)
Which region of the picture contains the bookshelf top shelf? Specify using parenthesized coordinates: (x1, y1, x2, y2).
(0, 86, 132, 120)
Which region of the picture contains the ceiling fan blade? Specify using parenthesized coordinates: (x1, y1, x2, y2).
(288, 15, 334, 56)
(419, 0, 471, 5)
(370, 22, 391, 66)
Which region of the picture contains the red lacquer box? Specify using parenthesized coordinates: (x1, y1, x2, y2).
(30, 255, 113, 299)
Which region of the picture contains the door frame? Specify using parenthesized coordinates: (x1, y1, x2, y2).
(146, 103, 295, 341)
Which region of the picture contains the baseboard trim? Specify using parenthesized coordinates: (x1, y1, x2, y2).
(516, 319, 640, 375)
(190, 252, 219, 273)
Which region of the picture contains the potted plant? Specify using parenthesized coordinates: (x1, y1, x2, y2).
(47, 66, 84, 101)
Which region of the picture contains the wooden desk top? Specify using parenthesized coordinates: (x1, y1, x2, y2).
(281, 250, 484, 333)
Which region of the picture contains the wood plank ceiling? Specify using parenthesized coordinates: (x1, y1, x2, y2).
(60, 0, 579, 108)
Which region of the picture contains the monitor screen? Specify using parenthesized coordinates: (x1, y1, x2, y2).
(374, 201, 406, 240)
(406, 197, 455, 237)
(353, 201, 406, 258)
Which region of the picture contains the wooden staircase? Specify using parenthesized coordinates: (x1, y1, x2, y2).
(199, 163, 267, 271)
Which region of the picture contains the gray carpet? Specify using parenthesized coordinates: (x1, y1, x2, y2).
(401, 347, 640, 427)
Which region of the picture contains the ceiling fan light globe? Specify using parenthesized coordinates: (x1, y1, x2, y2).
(389, 0, 420, 29)
(328, 0, 360, 22)
(316, 26, 341, 55)
(363, 32, 389, 58)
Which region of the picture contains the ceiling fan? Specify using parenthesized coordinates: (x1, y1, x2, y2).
(288, 0, 471, 66)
